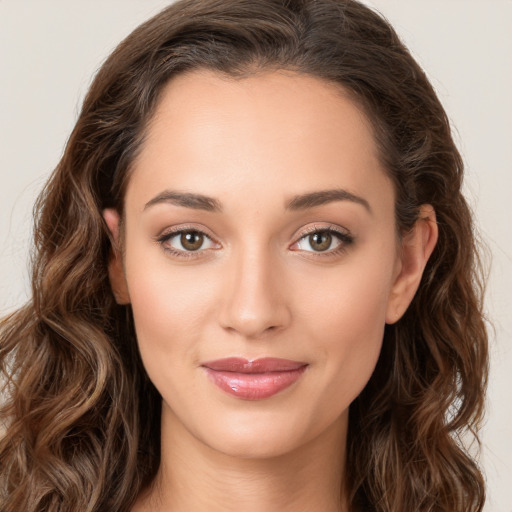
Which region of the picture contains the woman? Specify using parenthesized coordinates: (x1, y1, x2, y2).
(0, 0, 488, 511)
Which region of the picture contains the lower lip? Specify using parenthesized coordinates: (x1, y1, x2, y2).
(203, 366, 308, 400)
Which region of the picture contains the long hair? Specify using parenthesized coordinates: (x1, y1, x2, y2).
(0, 1, 488, 510)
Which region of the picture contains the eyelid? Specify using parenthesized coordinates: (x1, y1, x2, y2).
(156, 223, 216, 240)
(155, 224, 221, 258)
(155, 222, 353, 260)
(289, 223, 354, 255)
(292, 223, 352, 241)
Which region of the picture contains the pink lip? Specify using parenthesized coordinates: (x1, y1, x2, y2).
(201, 357, 308, 400)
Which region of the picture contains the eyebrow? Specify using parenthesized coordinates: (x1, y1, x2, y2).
(285, 188, 372, 213)
(144, 190, 222, 212)
(143, 188, 371, 214)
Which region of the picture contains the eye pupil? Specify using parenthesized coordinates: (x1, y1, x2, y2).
(181, 231, 204, 251)
(309, 232, 332, 251)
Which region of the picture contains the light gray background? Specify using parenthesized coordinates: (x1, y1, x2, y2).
(1, 1, 511, 510)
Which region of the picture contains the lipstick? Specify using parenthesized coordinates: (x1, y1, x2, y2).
(201, 357, 308, 400)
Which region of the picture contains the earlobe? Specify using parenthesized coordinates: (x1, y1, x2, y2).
(386, 204, 438, 324)
(103, 208, 131, 305)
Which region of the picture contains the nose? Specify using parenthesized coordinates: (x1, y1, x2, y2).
(217, 246, 291, 339)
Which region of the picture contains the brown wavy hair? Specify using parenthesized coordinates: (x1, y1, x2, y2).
(0, 0, 488, 510)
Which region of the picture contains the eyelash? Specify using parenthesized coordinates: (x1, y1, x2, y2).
(294, 225, 354, 258)
(156, 225, 217, 260)
(156, 224, 354, 260)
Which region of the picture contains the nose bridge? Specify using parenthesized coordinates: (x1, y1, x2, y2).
(218, 241, 289, 338)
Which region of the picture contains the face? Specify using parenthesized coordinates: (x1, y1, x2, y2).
(105, 69, 434, 459)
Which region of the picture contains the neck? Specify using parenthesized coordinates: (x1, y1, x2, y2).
(133, 404, 349, 512)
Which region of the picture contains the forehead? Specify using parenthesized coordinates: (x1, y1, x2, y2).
(126, 69, 392, 213)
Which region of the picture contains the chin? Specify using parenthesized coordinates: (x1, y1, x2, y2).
(203, 426, 309, 460)
(188, 404, 347, 461)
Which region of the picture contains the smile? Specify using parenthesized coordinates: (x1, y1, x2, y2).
(201, 357, 309, 400)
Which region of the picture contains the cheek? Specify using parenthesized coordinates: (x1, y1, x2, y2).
(299, 251, 395, 340)
(295, 251, 396, 401)
(123, 249, 219, 386)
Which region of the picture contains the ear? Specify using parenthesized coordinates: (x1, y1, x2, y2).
(386, 204, 438, 324)
(103, 208, 131, 305)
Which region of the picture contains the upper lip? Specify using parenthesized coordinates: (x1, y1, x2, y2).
(201, 357, 308, 373)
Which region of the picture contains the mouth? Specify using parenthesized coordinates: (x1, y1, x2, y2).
(201, 357, 309, 400)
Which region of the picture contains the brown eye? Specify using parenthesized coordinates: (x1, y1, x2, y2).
(158, 229, 218, 256)
(308, 231, 332, 252)
(292, 227, 352, 255)
(180, 231, 204, 251)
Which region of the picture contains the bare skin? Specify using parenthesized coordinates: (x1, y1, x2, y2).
(104, 69, 438, 512)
